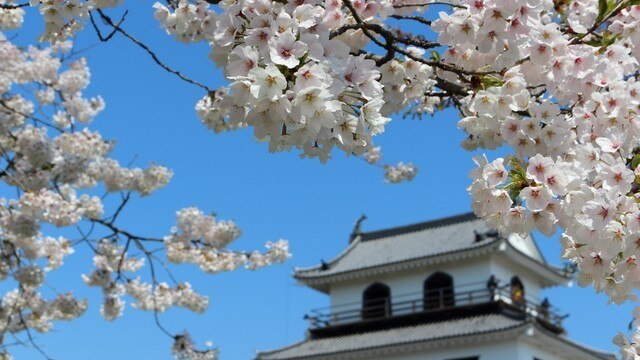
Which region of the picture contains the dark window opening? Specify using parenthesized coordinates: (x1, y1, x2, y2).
(424, 272, 455, 311)
(362, 283, 391, 319)
(511, 276, 525, 305)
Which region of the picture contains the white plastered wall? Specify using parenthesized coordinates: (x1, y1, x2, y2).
(367, 338, 520, 360)
(328, 255, 494, 310)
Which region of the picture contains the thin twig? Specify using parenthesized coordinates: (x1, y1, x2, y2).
(89, 10, 127, 42)
(96, 9, 211, 92)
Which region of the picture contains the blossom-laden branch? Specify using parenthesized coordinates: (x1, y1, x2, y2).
(145, 1, 640, 358)
(0, 33, 290, 360)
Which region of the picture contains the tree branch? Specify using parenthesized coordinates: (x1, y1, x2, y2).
(96, 9, 212, 92)
(0, 3, 28, 9)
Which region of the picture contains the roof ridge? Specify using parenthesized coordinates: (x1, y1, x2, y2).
(360, 212, 479, 241)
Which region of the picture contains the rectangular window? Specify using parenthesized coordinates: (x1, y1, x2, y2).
(445, 357, 479, 360)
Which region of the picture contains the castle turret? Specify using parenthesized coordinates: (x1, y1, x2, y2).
(257, 212, 615, 360)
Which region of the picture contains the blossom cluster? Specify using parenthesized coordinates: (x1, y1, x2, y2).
(195, 87, 246, 133)
(384, 162, 418, 184)
(0, 0, 24, 29)
(0, 31, 178, 335)
(0, 289, 88, 334)
(149, 1, 640, 354)
(362, 147, 419, 184)
(126, 279, 209, 314)
(153, 0, 441, 162)
(0, 35, 117, 338)
(460, 0, 639, 288)
(363, 146, 382, 164)
(0, 25, 289, 359)
(28, 0, 121, 42)
(442, 1, 640, 356)
(164, 207, 290, 273)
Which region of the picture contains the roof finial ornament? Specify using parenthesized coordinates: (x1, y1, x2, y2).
(350, 214, 367, 243)
(320, 260, 329, 270)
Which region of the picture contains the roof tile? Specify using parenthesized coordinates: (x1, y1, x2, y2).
(296, 213, 497, 279)
(256, 314, 525, 359)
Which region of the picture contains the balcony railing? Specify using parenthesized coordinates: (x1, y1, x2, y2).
(305, 282, 567, 332)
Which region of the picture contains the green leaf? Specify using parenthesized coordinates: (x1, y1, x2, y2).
(587, 37, 602, 47)
(41, 163, 55, 171)
(504, 158, 529, 201)
(610, 0, 618, 11)
(593, 31, 620, 52)
(598, 0, 620, 22)
(480, 75, 504, 90)
(599, 0, 609, 21)
(632, 154, 640, 169)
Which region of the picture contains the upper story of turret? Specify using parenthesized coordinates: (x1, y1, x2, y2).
(257, 212, 616, 360)
(294, 212, 573, 337)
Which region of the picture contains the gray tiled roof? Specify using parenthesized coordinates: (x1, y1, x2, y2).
(256, 314, 525, 359)
(256, 313, 616, 360)
(295, 212, 500, 279)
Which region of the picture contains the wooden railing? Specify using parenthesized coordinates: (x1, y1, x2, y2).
(305, 284, 566, 330)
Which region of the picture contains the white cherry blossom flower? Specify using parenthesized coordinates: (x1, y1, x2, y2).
(269, 30, 307, 69)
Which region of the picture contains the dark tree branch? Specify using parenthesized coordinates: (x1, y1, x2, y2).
(435, 77, 470, 97)
(89, 10, 127, 42)
(0, 3, 28, 9)
(93, 218, 163, 243)
(393, 1, 466, 9)
(336, 1, 496, 79)
(390, 14, 432, 26)
(96, 9, 212, 92)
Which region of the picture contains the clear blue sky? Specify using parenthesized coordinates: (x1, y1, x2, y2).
(8, 3, 632, 359)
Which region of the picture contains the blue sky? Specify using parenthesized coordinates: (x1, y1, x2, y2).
(7, 3, 634, 359)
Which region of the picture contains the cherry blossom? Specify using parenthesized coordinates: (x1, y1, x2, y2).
(0, 25, 289, 359)
(9, 0, 640, 358)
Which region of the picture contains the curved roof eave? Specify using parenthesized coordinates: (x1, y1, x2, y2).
(294, 234, 364, 275)
(294, 238, 503, 292)
(529, 322, 617, 360)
